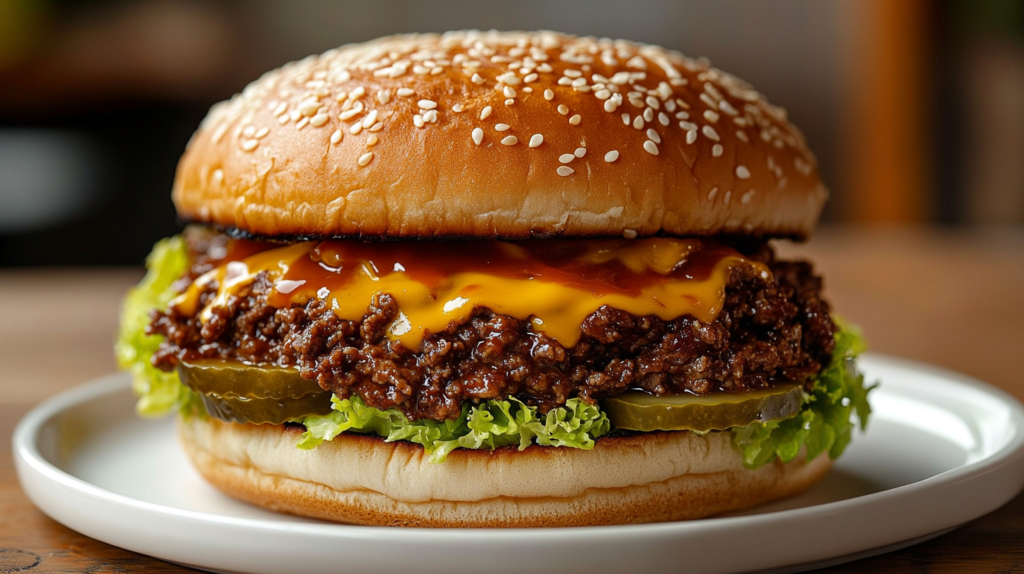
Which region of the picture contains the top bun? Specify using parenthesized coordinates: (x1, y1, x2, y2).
(173, 31, 827, 240)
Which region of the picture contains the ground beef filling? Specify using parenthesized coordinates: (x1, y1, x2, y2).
(149, 242, 836, 422)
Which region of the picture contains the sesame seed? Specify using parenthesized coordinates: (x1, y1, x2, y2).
(559, 154, 575, 163)
(557, 166, 574, 176)
(296, 117, 309, 130)
(633, 115, 644, 130)
(471, 73, 485, 84)
(569, 114, 581, 125)
(676, 111, 690, 120)
(339, 107, 362, 121)
(255, 127, 269, 139)
(503, 86, 517, 98)
(544, 89, 554, 100)
(724, 190, 732, 205)
(452, 103, 465, 113)
(528, 134, 543, 148)
(712, 144, 723, 157)
(574, 147, 587, 158)
(741, 191, 754, 204)
(644, 129, 661, 144)
(330, 129, 343, 145)
(412, 115, 424, 128)
(704, 110, 720, 123)
(702, 125, 721, 141)
(708, 187, 718, 200)
(397, 88, 415, 97)
(629, 97, 644, 109)
(273, 102, 288, 116)
(595, 89, 611, 100)
(622, 113, 631, 125)
(501, 135, 518, 146)
(418, 100, 437, 110)
(643, 140, 659, 156)
(564, 69, 582, 78)
(700, 93, 718, 109)
(310, 113, 330, 128)
(350, 122, 363, 134)
(603, 99, 617, 113)
(366, 134, 378, 146)
(495, 123, 510, 132)
(497, 72, 521, 85)
(679, 121, 697, 131)
(645, 96, 660, 109)
(604, 150, 619, 162)
(719, 100, 738, 115)
(736, 130, 749, 143)
(524, 73, 538, 83)
(480, 106, 493, 120)
(643, 108, 654, 122)
(472, 127, 484, 145)
(423, 110, 438, 123)
(558, 77, 573, 86)
(658, 112, 670, 126)
(299, 100, 320, 117)
(361, 110, 379, 128)
(350, 86, 366, 99)
(686, 129, 698, 144)
(736, 165, 751, 179)
(557, 104, 569, 115)
(523, 87, 533, 93)
(357, 152, 373, 166)
(623, 229, 638, 239)
(665, 100, 677, 113)
(241, 139, 258, 152)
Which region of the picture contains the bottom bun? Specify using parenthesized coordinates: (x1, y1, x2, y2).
(179, 415, 831, 527)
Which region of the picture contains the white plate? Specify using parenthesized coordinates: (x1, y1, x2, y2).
(13, 354, 1024, 574)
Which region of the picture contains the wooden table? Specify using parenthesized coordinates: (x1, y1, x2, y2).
(2, 226, 1022, 572)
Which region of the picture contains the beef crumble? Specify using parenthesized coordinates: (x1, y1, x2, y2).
(149, 237, 836, 422)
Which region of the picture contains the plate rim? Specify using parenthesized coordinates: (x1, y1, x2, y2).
(12, 353, 1024, 570)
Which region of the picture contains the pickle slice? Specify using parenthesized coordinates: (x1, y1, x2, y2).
(600, 384, 804, 432)
(179, 359, 324, 400)
(196, 391, 333, 425)
(178, 359, 334, 425)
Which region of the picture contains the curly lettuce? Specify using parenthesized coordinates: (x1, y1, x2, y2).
(115, 236, 200, 417)
(732, 320, 874, 468)
(297, 395, 611, 463)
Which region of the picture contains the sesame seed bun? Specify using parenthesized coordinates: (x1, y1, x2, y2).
(179, 415, 832, 527)
(172, 30, 828, 240)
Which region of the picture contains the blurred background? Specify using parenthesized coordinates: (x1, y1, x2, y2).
(0, 0, 1022, 266)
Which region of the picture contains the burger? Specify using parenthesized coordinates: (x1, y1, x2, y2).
(115, 30, 872, 527)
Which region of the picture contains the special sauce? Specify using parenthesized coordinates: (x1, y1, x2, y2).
(171, 238, 768, 349)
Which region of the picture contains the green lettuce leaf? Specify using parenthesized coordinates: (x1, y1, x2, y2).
(297, 395, 611, 463)
(731, 320, 875, 469)
(114, 236, 199, 417)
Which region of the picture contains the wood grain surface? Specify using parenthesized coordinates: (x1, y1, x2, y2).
(2, 226, 1023, 573)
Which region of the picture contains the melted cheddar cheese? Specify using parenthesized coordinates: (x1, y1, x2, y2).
(171, 238, 768, 349)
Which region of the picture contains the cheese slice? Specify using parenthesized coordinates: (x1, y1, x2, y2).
(171, 238, 768, 349)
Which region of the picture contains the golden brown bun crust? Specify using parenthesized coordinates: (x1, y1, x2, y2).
(173, 31, 827, 240)
(179, 416, 832, 527)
